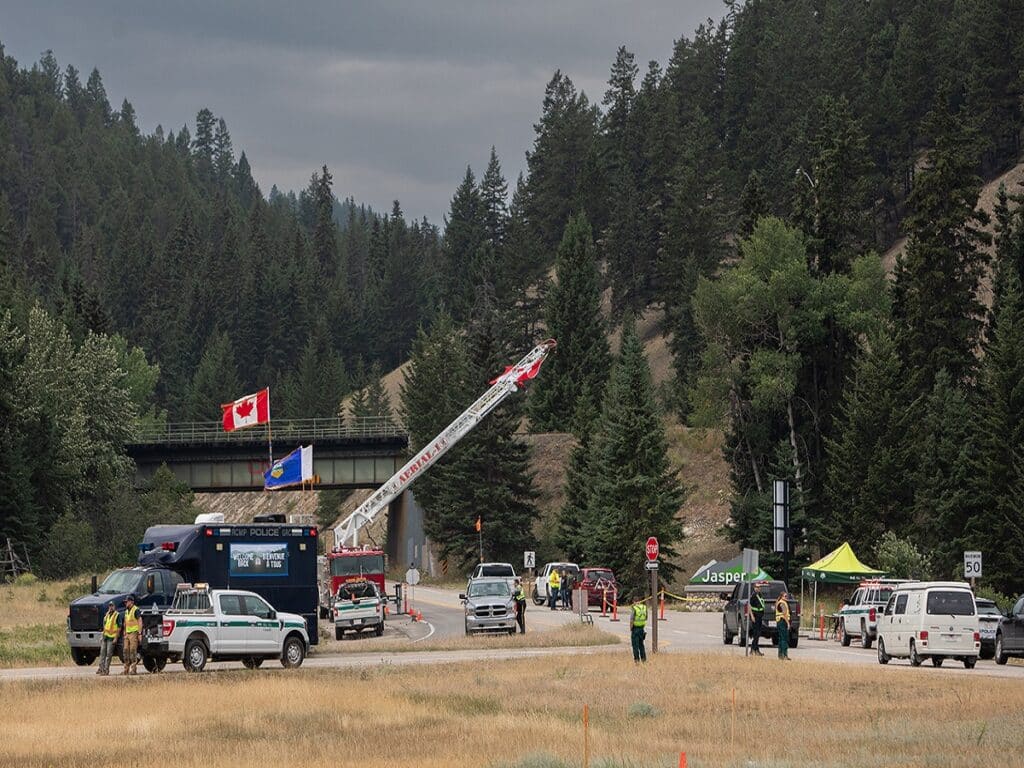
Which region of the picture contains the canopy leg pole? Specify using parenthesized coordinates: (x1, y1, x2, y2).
(800, 577, 805, 634)
(812, 581, 818, 629)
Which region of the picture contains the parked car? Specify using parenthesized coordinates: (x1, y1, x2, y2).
(332, 579, 385, 640)
(579, 568, 619, 609)
(975, 597, 1001, 659)
(461, 577, 516, 635)
(994, 594, 1024, 665)
(533, 562, 580, 606)
(837, 579, 913, 649)
(876, 582, 979, 669)
(722, 580, 800, 648)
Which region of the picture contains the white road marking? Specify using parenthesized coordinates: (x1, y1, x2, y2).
(411, 620, 436, 643)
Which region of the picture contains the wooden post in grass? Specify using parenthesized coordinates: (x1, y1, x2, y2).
(584, 703, 591, 766)
(731, 688, 736, 746)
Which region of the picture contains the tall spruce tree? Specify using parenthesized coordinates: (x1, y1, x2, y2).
(578, 315, 684, 595)
(528, 213, 610, 433)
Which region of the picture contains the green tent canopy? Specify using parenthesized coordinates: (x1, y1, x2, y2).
(801, 541, 885, 584)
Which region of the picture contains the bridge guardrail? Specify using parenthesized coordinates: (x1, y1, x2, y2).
(130, 416, 406, 445)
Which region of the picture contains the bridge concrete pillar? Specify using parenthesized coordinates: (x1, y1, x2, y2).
(386, 490, 435, 576)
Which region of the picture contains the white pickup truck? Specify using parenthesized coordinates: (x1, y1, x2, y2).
(532, 562, 579, 606)
(333, 579, 385, 640)
(146, 584, 309, 672)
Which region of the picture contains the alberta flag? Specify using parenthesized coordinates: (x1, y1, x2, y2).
(221, 388, 270, 432)
(264, 445, 313, 490)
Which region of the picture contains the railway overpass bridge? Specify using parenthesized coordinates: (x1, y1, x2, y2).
(125, 417, 432, 570)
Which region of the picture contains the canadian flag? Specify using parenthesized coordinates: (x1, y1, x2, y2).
(221, 388, 270, 432)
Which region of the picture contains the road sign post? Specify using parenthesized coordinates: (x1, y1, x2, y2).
(646, 537, 659, 654)
(964, 551, 982, 590)
(405, 565, 420, 614)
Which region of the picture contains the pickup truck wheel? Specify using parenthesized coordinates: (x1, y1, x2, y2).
(738, 627, 747, 647)
(532, 592, 544, 607)
(281, 636, 305, 669)
(141, 655, 166, 673)
(839, 622, 850, 646)
(789, 631, 799, 649)
(995, 635, 1008, 665)
(931, 657, 943, 667)
(374, 623, 384, 637)
(963, 657, 976, 669)
(722, 619, 734, 645)
(860, 621, 873, 649)
(70, 648, 97, 666)
(335, 626, 344, 641)
(909, 640, 922, 667)
(183, 638, 208, 673)
(877, 638, 890, 665)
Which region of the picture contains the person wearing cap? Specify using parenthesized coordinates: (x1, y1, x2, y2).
(97, 601, 121, 676)
(122, 594, 141, 675)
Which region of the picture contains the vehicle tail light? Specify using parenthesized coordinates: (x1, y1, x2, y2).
(974, 632, 980, 643)
(919, 630, 928, 646)
(162, 619, 175, 637)
(333, 609, 338, 619)
(869, 608, 876, 622)
(795, 602, 801, 616)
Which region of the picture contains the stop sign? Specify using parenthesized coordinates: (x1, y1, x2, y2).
(646, 536, 659, 561)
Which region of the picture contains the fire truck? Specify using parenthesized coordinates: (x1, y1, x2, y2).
(317, 339, 556, 615)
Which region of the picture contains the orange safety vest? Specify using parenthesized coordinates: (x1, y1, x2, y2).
(103, 610, 120, 639)
(124, 605, 141, 634)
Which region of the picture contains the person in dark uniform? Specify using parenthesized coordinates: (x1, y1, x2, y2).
(749, 582, 765, 656)
(513, 579, 527, 634)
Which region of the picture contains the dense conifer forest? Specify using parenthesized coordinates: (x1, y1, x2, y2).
(3, 1, 1024, 597)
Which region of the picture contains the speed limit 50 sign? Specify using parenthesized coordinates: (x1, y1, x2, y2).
(964, 551, 982, 578)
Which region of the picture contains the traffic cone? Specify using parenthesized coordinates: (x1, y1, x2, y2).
(659, 591, 666, 621)
(601, 590, 608, 617)
(609, 594, 619, 622)
(679, 752, 687, 768)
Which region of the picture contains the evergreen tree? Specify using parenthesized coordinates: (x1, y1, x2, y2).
(186, 330, 241, 420)
(442, 166, 485, 320)
(528, 213, 610, 433)
(347, 361, 394, 427)
(479, 147, 508, 250)
(893, 100, 990, 391)
(579, 316, 684, 595)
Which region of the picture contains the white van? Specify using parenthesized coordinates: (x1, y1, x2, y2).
(876, 581, 980, 669)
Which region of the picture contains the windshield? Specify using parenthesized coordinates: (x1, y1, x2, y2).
(585, 570, 615, 583)
(926, 590, 975, 616)
(976, 602, 1001, 617)
(98, 570, 144, 595)
(755, 583, 786, 600)
(331, 554, 384, 577)
(468, 582, 511, 598)
(337, 582, 378, 600)
(479, 564, 514, 577)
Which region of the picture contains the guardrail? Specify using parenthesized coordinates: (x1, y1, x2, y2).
(130, 416, 406, 445)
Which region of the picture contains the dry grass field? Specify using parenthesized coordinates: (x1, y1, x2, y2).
(0, 576, 88, 667)
(3, 652, 1022, 768)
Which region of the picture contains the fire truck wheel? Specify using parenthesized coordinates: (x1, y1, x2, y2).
(281, 636, 305, 669)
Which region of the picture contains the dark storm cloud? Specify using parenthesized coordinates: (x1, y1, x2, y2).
(1, 1, 724, 224)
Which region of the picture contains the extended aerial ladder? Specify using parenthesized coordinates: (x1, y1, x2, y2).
(332, 339, 557, 548)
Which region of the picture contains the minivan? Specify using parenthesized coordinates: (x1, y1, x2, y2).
(876, 581, 980, 669)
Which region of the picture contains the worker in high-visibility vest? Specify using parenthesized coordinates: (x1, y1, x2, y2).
(122, 594, 141, 675)
(547, 568, 561, 611)
(97, 601, 121, 676)
(775, 592, 791, 660)
(630, 600, 648, 663)
(513, 579, 527, 634)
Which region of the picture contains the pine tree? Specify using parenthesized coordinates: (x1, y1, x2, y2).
(528, 213, 610, 433)
(579, 316, 684, 596)
(893, 99, 991, 391)
(479, 147, 508, 250)
(442, 166, 485, 320)
(347, 361, 394, 427)
(186, 330, 241, 421)
(312, 165, 339, 279)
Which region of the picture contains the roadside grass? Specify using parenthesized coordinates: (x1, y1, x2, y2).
(320, 620, 619, 654)
(0, 577, 89, 667)
(3, 652, 1024, 767)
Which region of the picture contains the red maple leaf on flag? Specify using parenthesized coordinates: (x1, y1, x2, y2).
(235, 399, 254, 418)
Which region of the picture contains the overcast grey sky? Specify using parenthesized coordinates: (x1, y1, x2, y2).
(2, 1, 724, 225)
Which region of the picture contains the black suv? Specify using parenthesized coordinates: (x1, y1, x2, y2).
(994, 594, 1024, 664)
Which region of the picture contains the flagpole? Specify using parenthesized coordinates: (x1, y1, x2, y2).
(267, 387, 273, 467)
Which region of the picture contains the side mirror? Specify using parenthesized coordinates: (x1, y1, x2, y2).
(268, 610, 277, 620)
(720, 592, 730, 601)
(459, 594, 467, 601)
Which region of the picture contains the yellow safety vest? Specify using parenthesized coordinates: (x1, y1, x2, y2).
(775, 598, 790, 624)
(103, 610, 120, 639)
(632, 603, 648, 627)
(124, 605, 141, 634)
(549, 571, 561, 589)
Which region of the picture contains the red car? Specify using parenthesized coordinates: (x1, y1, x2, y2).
(579, 568, 619, 609)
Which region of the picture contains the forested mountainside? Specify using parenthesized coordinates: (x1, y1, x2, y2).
(4, 1, 1024, 596)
